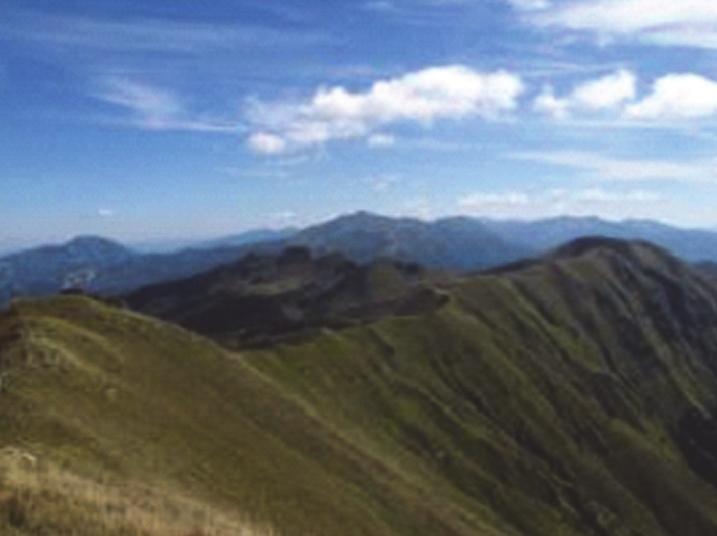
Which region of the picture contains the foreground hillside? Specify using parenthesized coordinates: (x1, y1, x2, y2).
(0, 297, 507, 535)
(4, 238, 717, 534)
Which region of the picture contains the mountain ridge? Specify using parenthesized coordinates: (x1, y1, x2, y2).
(7, 236, 717, 534)
(6, 212, 717, 305)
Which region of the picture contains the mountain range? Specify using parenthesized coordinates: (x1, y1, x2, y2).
(5, 237, 717, 534)
(5, 212, 717, 305)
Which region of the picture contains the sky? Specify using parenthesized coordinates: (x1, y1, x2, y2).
(4, 0, 717, 248)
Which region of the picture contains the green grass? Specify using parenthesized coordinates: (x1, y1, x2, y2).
(0, 297, 507, 535)
(4, 241, 717, 534)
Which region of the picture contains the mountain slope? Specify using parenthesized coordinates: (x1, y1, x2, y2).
(6, 239, 717, 533)
(244, 238, 717, 536)
(127, 246, 447, 347)
(0, 296, 510, 536)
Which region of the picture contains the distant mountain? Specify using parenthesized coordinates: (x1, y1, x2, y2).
(288, 211, 533, 270)
(193, 227, 299, 250)
(7, 213, 717, 304)
(0, 235, 284, 303)
(10, 238, 717, 534)
(0, 236, 135, 303)
(128, 246, 446, 347)
(482, 216, 717, 262)
(131, 227, 298, 253)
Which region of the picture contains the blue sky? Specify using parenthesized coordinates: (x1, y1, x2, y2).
(4, 0, 717, 247)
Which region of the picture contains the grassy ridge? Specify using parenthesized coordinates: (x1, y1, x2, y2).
(4, 240, 717, 534)
(0, 297, 508, 535)
(248, 241, 717, 535)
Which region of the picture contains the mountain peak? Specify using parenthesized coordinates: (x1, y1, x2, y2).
(549, 236, 670, 260)
(66, 235, 127, 249)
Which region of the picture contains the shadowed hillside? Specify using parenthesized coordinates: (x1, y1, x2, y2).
(127, 246, 448, 347)
(4, 239, 717, 534)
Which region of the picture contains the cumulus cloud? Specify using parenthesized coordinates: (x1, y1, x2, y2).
(534, 70, 636, 118)
(531, 0, 717, 49)
(533, 70, 717, 124)
(246, 65, 524, 154)
(626, 73, 717, 120)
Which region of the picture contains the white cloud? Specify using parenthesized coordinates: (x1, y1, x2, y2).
(533, 86, 571, 119)
(366, 174, 401, 192)
(367, 133, 397, 148)
(246, 65, 524, 154)
(531, 0, 717, 49)
(248, 133, 288, 155)
(510, 150, 717, 182)
(534, 70, 636, 118)
(533, 71, 717, 124)
(573, 188, 662, 203)
(571, 70, 636, 109)
(95, 77, 238, 133)
(626, 74, 717, 120)
(457, 187, 663, 219)
(506, 0, 552, 11)
(458, 191, 530, 211)
(97, 208, 115, 218)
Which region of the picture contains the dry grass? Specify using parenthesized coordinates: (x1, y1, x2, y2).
(0, 447, 275, 536)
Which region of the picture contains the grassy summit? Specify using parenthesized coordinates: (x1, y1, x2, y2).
(3, 239, 717, 534)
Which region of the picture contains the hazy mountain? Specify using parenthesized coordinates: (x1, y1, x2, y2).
(193, 227, 299, 250)
(7, 238, 717, 534)
(289, 211, 533, 269)
(0, 236, 135, 303)
(131, 227, 299, 253)
(0, 236, 284, 303)
(482, 216, 717, 262)
(7, 213, 717, 305)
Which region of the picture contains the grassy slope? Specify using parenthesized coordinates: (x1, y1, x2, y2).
(248, 241, 717, 536)
(4, 241, 717, 534)
(0, 297, 507, 536)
